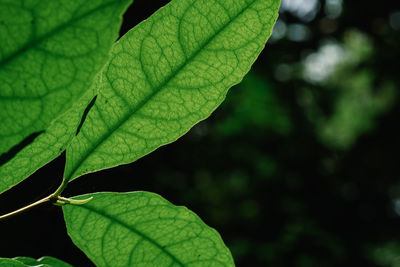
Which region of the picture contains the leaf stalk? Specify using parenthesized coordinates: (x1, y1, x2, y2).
(0, 194, 52, 220)
(0, 178, 90, 220)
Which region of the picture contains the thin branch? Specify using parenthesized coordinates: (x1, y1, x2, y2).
(0, 177, 91, 221)
(0, 194, 53, 220)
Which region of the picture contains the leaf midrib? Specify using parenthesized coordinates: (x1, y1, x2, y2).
(76, 204, 186, 267)
(0, 0, 125, 69)
(67, 0, 260, 180)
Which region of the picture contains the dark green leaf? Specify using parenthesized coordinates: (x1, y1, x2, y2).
(0, 259, 27, 267)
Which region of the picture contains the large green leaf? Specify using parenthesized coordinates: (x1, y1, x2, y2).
(0, 84, 96, 194)
(0, 0, 132, 194)
(0, 0, 132, 155)
(63, 192, 234, 267)
(65, 0, 280, 180)
(13, 256, 72, 267)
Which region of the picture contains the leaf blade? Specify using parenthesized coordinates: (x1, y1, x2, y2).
(0, 259, 26, 267)
(0, 84, 96, 194)
(63, 191, 234, 267)
(65, 0, 280, 180)
(0, 0, 132, 155)
(0, 0, 132, 194)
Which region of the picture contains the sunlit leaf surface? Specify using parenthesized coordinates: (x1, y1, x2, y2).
(65, 0, 280, 180)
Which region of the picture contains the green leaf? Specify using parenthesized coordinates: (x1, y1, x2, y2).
(33, 256, 72, 267)
(0, 259, 27, 267)
(64, 0, 280, 180)
(12, 257, 38, 265)
(0, 0, 132, 194)
(0, 0, 132, 155)
(12, 256, 72, 267)
(0, 83, 96, 194)
(63, 191, 234, 267)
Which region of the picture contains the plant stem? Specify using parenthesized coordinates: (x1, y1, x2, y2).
(0, 194, 53, 220)
(52, 178, 69, 197)
(0, 177, 80, 221)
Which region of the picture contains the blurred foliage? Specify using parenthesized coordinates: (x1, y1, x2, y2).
(370, 242, 400, 267)
(215, 72, 292, 137)
(301, 30, 397, 149)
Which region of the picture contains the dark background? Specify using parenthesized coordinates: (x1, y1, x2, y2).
(1, 0, 400, 266)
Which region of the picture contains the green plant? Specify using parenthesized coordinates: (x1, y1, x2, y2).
(0, 0, 280, 266)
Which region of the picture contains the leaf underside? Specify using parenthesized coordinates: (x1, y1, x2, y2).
(63, 192, 235, 267)
(65, 0, 280, 180)
(0, 0, 132, 194)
